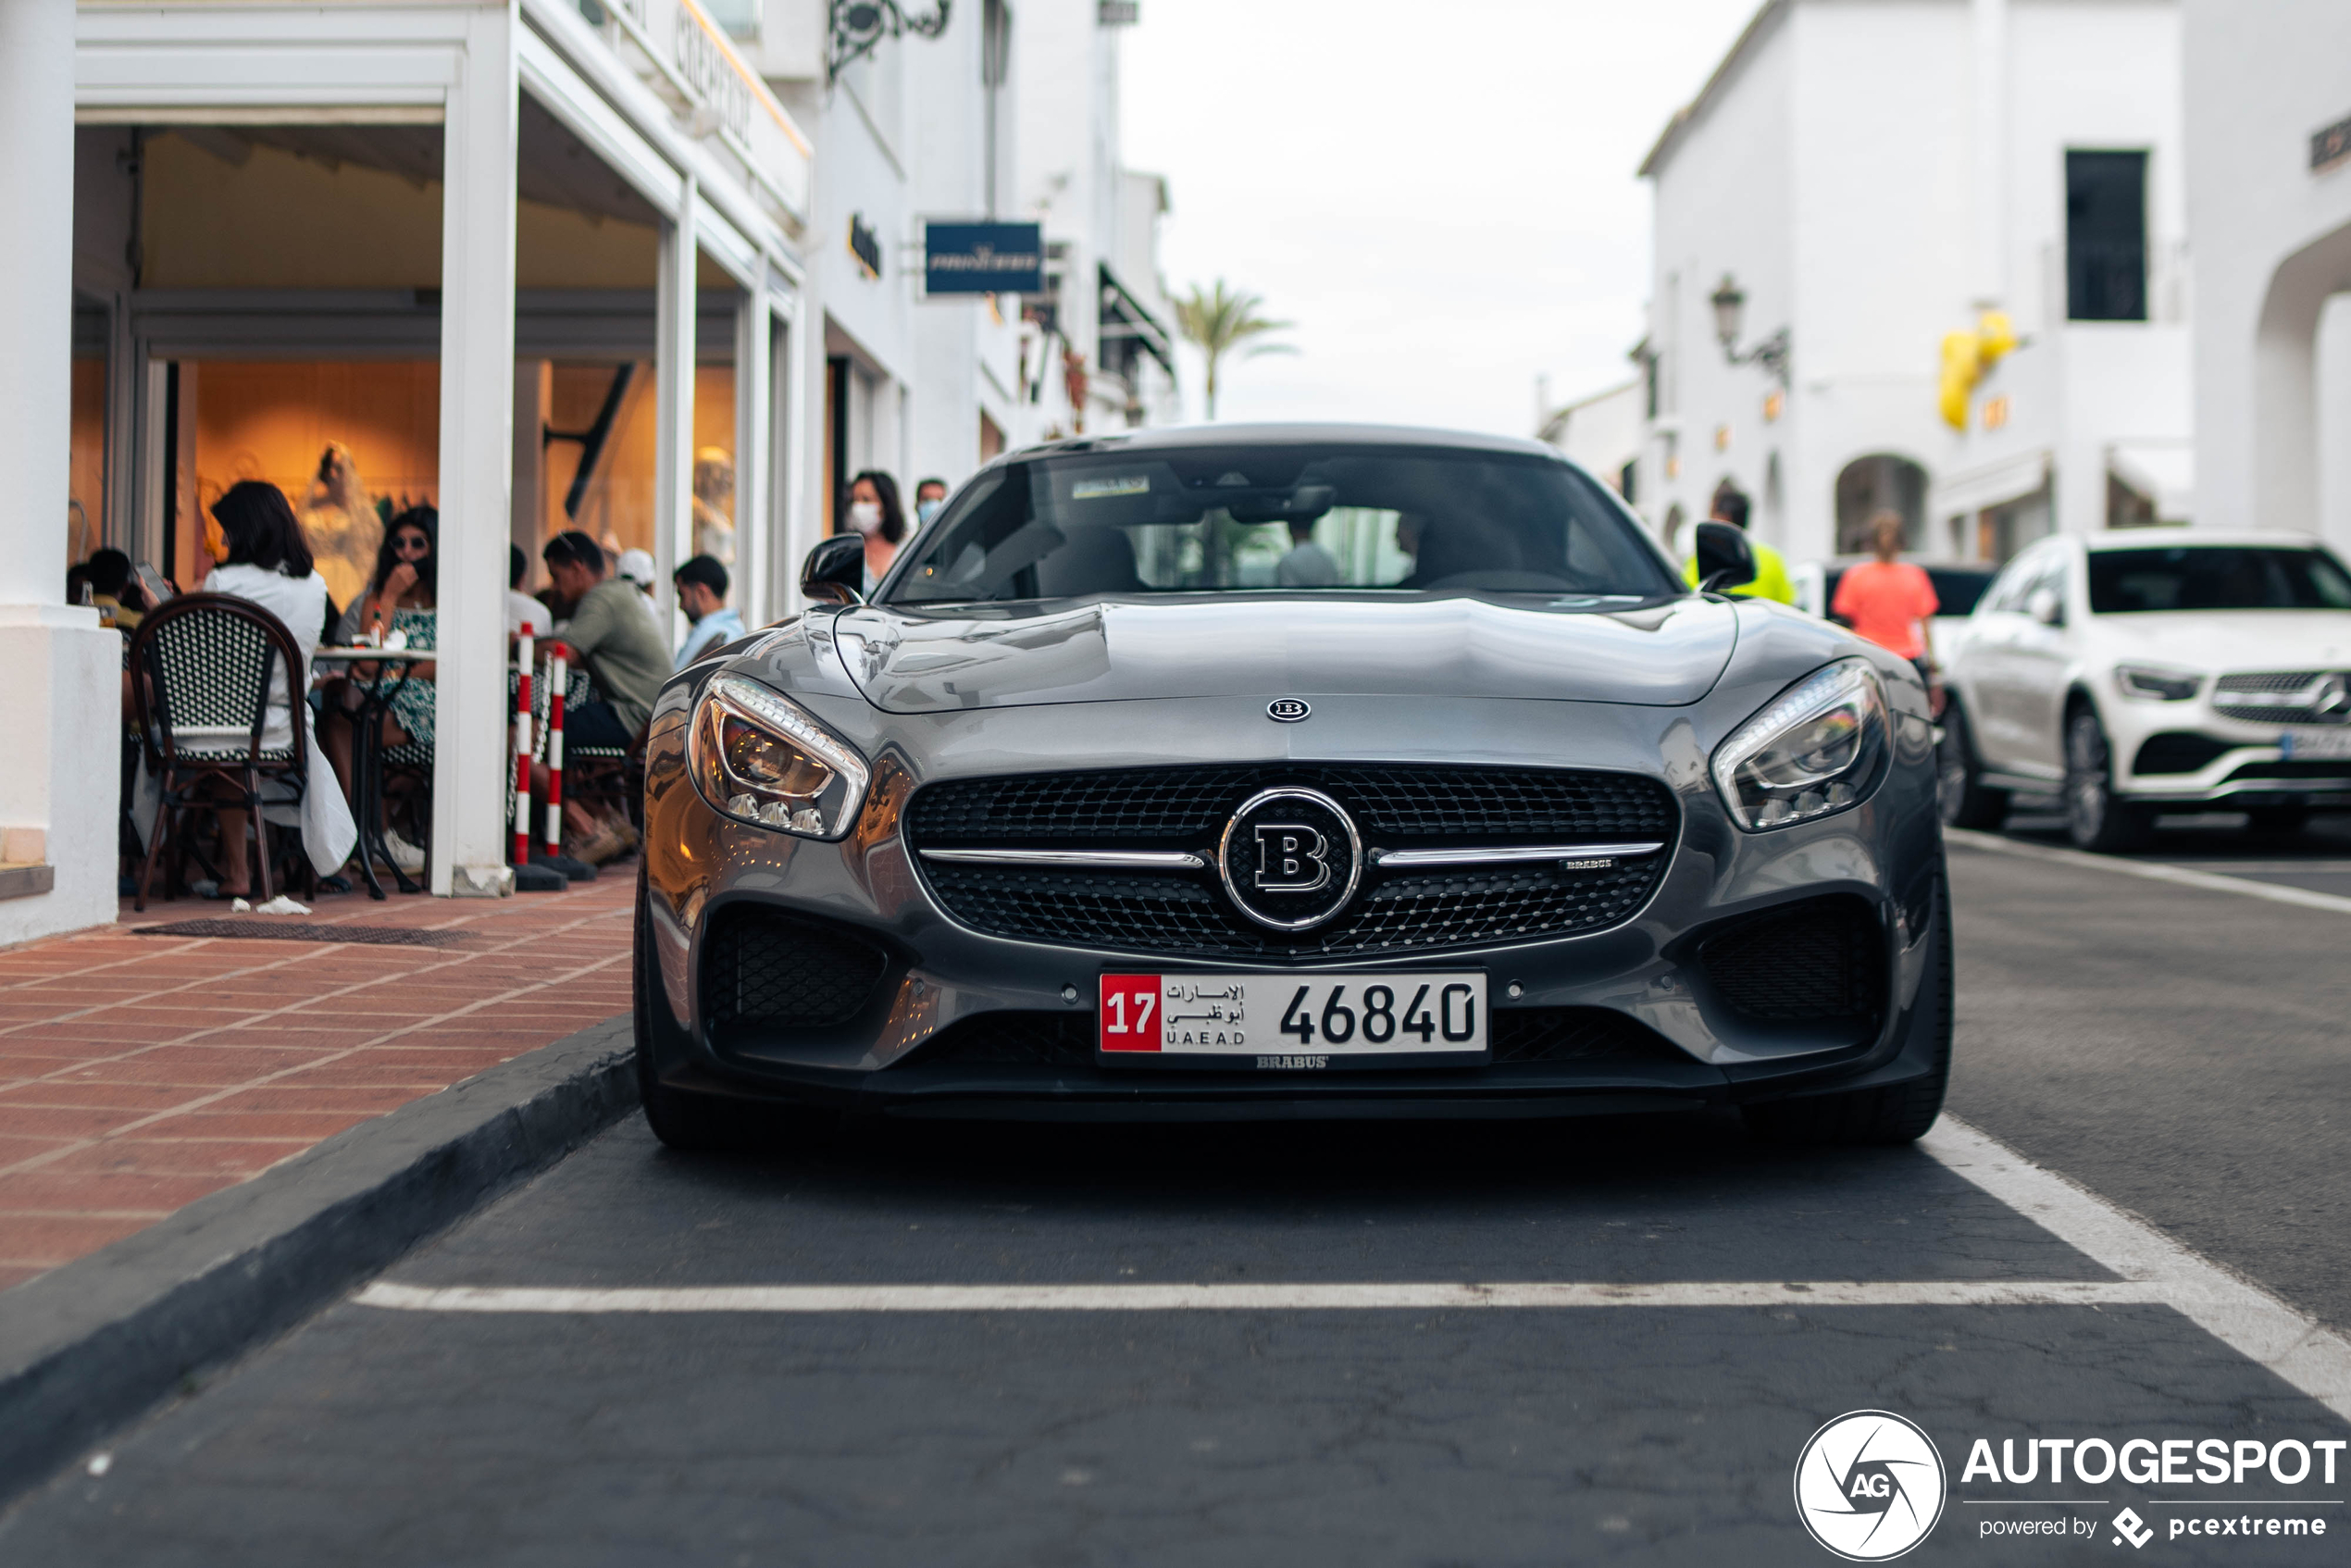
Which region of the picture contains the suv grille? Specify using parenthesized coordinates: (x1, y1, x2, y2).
(1696, 896, 1885, 1029)
(2211, 670, 2351, 727)
(906, 1006, 1686, 1070)
(702, 907, 890, 1032)
(906, 765, 1676, 960)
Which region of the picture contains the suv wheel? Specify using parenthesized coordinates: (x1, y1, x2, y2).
(1936, 699, 2009, 830)
(2064, 708, 2154, 852)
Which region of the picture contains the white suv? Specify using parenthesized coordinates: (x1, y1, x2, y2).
(1938, 531, 2351, 850)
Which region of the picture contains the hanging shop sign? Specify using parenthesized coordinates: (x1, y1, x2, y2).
(923, 221, 1044, 295)
(848, 214, 884, 280)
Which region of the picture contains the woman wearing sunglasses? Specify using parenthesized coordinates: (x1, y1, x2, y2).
(322, 508, 438, 871)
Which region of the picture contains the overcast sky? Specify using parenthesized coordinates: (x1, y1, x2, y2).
(1119, 0, 1762, 435)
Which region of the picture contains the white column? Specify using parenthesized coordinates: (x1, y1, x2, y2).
(782, 289, 815, 614)
(733, 277, 769, 626)
(653, 180, 698, 641)
(429, 1, 521, 898)
(0, 0, 115, 943)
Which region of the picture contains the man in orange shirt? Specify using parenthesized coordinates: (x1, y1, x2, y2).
(1833, 510, 1939, 694)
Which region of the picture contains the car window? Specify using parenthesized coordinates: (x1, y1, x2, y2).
(2086, 546, 2351, 614)
(1925, 566, 1996, 617)
(1982, 554, 2043, 614)
(885, 444, 1681, 605)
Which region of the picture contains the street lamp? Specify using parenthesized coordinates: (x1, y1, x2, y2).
(828, 1, 952, 82)
(1710, 273, 1791, 389)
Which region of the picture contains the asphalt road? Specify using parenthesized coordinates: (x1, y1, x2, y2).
(5, 820, 2350, 1566)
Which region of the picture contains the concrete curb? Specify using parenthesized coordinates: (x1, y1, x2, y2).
(0, 1014, 639, 1502)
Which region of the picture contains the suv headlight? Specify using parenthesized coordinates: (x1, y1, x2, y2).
(1711, 658, 1888, 831)
(688, 675, 871, 838)
(2114, 664, 2201, 702)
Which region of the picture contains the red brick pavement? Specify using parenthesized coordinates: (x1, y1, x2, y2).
(0, 870, 636, 1294)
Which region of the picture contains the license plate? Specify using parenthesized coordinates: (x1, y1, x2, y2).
(1098, 972, 1487, 1068)
(2281, 729, 2351, 760)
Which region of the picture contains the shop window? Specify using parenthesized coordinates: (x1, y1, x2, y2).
(2066, 150, 2148, 323)
(68, 358, 106, 572)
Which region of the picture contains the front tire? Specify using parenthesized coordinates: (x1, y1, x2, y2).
(1936, 699, 2009, 830)
(1743, 870, 1952, 1146)
(2064, 707, 2154, 852)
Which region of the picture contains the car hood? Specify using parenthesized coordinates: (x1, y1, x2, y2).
(2093, 611, 2351, 671)
(828, 595, 1740, 714)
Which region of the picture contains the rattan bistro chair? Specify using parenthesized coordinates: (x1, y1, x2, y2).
(127, 592, 314, 912)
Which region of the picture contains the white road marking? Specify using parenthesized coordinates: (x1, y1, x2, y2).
(1945, 827, 2351, 915)
(355, 1278, 2163, 1314)
(349, 1122, 2351, 1424)
(1923, 1116, 2351, 1423)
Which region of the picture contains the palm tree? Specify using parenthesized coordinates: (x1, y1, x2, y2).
(1172, 280, 1294, 419)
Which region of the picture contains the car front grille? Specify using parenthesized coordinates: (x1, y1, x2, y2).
(2211, 670, 2351, 727)
(905, 765, 1676, 959)
(1695, 896, 1885, 1030)
(905, 765, 1676, 844)
(702, 906, 891, 1032)
(904, 1006, 1686, 1071)
(2215, 670, 2330, 693)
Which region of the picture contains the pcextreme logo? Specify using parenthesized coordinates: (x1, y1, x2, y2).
(1795, 1411, 1948, 1561)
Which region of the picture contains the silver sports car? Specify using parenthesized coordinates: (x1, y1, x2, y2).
(634, 425, 1950, 1147)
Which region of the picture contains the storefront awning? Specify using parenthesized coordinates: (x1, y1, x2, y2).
(2108, 442, 2195, 524)
(1935, 450, 2048, 517)
(1099, 263, 1175, 375)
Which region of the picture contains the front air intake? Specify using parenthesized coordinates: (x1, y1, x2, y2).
(1695, 896, 1886, 1031)
(702, 906, 890, 1032)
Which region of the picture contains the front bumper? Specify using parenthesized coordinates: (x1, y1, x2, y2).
(637, 689, 1947, 1120)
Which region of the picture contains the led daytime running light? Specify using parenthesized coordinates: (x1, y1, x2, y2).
(1710, 658, 1886, 831)
(690, 675, 872, 839)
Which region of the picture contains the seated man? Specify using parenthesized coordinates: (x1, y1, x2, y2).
(540, 529, 668, 864)
(674, 554, 746, 669)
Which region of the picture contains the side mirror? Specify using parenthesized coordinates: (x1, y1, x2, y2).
(801, 534, 866, 606)
(1693, 520, 1756, 594)
(2026, 586, 2063, 627)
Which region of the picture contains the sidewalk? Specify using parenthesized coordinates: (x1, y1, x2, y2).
(0, 871, 635, 1295)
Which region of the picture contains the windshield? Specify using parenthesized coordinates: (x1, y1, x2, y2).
(884, 444, 1680, 606)
(2086, 546, 2351, 614)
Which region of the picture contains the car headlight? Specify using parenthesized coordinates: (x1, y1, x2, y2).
(1711, 658, 1888, 831)
(2114, 664, 2201, 702)
(688, 674, 871, 838)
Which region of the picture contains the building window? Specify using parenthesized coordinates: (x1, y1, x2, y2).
(2066, 150, 2147, 322)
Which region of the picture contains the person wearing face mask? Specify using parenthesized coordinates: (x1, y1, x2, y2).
(914, 477, 949, 528)
(844, 470, 907, 589)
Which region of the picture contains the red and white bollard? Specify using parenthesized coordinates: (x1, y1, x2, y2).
(543, 641, 568, 861)
(510, 632, 535, 867)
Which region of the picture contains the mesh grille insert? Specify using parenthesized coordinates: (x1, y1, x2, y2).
(703, 907, 890, 1030)
(905, 1007, 1686, 1071)
(1696, 896, 1885, 1026)
(920, 861, 1662, 960)
(906, 765, 1677, 958)
(906, 765, 1676, 844)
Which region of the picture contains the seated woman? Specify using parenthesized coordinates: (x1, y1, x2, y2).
(168, 482, 358, 897)
(323, 508, 438, 782)
(322, 510, 437, 871)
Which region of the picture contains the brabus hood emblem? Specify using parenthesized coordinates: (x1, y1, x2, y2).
(1267, 699, 1311, 723)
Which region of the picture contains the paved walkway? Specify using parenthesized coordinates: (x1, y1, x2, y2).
(0, 871, 635, 1294)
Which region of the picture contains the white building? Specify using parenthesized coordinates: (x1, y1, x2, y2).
(1011, 0, 1176, 442)
(1634, 0, 2188, 567)
(2182, 0, 2351, 552)
(735, 0, 1026, 530)
(1536, 378, 1644, 499)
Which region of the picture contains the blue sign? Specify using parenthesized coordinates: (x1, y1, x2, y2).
(924, 221, 1043, 296)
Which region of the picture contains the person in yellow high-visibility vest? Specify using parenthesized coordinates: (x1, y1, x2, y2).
(1681, 481, 1796, 603)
